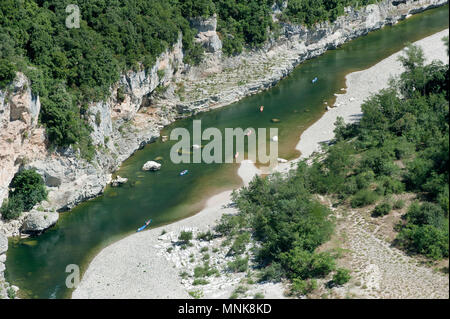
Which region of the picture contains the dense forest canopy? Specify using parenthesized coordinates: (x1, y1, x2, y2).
(1, 0, 381, 157)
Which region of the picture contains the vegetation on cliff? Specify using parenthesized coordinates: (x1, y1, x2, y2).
(280, 0, 380, 26)
(1, 0, 384, 157)
(0, 170, 47, 220)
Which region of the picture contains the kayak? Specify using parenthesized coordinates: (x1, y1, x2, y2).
(180, 169, 189, 176)
(312, 77, 318, 84)
(137, 219, 152, 232)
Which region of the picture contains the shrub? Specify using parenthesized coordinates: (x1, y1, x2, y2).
(227, 256, 249, 273)
(192, 279, 209, 286)
(333, 268, 351, 286)
(258, 262, 284, 283)
(178, 231, 193, 244)
(194, 262, 219, 278)
(380, 177, 405, 195)
(405, 202, 446, 228)
(0, 196, 24, 221)
(7, 287, 16, 299)
(9, 169, 47, 211)
(393, 199, 405, 209)
(95, 111, 101, 126)
(372, 202, 392, 217)
(280, 249, 335, 279)
(188, 290, 203, 299)
(351, 189, 378, 208)
(1, 169, 47, 220)
(291, 278, 317, 296)
(180, 271, 189, 279)
(397, 224, 448, 259)
(228, 232, 250, 255)
(355, 171, 375, 190)
(0, 59, 15, 88)
(215, 214, 244, 236)
(197, 231, 214, 241)
(116, 86, 125, 103)
(253, 292, 264, 299)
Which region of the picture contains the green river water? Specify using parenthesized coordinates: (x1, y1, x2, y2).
(5, 5, 449, 299)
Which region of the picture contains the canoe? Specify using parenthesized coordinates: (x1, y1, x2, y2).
(312, 77, 318, 83)
(180, 169, 189, 176)
(137, 219, 152, 232)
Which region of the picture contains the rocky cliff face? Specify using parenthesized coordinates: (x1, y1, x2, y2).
(0, 0, 447, 230)
(0, 73, 46, 208)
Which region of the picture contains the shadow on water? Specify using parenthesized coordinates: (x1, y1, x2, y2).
(5, 5, 449, 299)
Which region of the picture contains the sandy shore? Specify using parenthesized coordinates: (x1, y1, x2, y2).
(73, 29, 449, 299)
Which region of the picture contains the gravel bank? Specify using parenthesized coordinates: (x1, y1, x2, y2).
(72, 29, 449, 299)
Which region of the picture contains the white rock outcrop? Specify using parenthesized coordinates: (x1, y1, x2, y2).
(142, 161, 162, 171)
(111, 176, 128, 187)
(0, 233, 7, 255)
(21, 211, 59, 234)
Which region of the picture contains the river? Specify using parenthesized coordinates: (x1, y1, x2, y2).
(5, 5, 449, 299)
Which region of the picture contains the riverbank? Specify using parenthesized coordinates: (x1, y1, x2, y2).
(72, 29, 449, 299)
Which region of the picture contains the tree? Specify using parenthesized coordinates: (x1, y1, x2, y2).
(0, 59, 15, 88)
(9, 169, 47, 211)
(332, 268, 351, 286)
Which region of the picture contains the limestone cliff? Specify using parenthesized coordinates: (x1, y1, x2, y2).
(0, 0, 447, 232)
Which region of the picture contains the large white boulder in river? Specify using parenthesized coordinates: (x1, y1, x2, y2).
(21, 211, 59, 234)
(142, 161, 161, 171)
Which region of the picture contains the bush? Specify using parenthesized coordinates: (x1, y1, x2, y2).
(1, 169, 47, 220)
(379, 177, 405, 195)
(178, 231, 193, 244)
(253, 292, 264, 299)
(0, 196, 24, 221)
(372, 202, 392, 217)
(258, 262, 284, 283)
(333, 268, 351, 286)
(355, 171, 375, 190)
(351, 189, 378, 208)
(197, 231, 214, 241)
(7, 287, 16, 299)
(9, 169, 47, 211)
(393, 199, 405, 209)
(280, 249, 335, 279)
(192, 279, 209, 286)
(227, 256, 249, 273)
(397, 224, 448, 259)
(405, 202, 446, 228)
(290, 278, 317, 296)
(188, 290, 203, 299)
(194, 262, 218, 278)
(0, 59, 15, 88)
(215, 214, 244, 236)
(228, 232, 250, 256)
(396, 201, 449, 259)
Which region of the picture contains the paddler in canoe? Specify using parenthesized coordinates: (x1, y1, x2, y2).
(137, 219, 152, 232)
